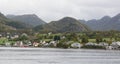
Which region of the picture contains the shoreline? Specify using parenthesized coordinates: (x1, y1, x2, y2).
(0, 47, 116, 51)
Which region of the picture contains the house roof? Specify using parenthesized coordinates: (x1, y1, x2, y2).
(116, 42, 120, 46)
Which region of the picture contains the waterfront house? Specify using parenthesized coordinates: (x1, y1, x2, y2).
(110, 42, 120, 50)
(28, 41, 32, 46)
(41, 41, 46, 45)
(49, 41, 57, 47)
(43, 43, 49, 47)
(85, 42, 97, 46)
(71, 42, 81, 48)
(106, 46, 113, 50)
(98, 42, 109, 47)
(33, 42, 39, 47)
(14, 41, 23, 47)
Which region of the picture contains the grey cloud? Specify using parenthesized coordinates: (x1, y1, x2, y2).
(0, 0, 120, 22)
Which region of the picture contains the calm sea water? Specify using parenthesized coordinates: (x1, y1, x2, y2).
(0, 47, 120, 64)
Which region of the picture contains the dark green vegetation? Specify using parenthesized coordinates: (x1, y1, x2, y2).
(34, 31, 120, 43)
(7, 14, 46, 27)
(0, 12, 30, 31)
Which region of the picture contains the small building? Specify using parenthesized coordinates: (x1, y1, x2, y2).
(11, 35, 19, 39)
(98, 42, 109, 47)
(71, 43, 81, 48)
(106, 46, 112, 50)
(28, 41, 32, 46)
(5, 42, 11, 47)
(110, 42, 120, 50)
(33, 42, 39, 47)
(41, 41, 46, 45)
(85, 42, 97, 46)
(14, 41, 23, 47)
(43, 43, 49, 47)
(49, 41, 57, 47)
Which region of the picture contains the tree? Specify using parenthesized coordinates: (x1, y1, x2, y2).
(65, 33, 79, 42)
(81, 36, 88, 44)
(16, 33, 29, 41)
(96, 37, 103, 43)
(54, 35, 61, 41)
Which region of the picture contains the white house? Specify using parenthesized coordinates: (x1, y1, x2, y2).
(11, 35, 19, 39)
(98, 42, 109, 47)
(85, 42, 97, 46)
(14, 41, 23, 47)
(110, 42, 120, 50)
(33, 42, 39, 47)
(49, 41, 57, 47)
(5, 42, 11, 47)
(41, 41, 46, 45)
(43, 43, 49, 47)
(71, 43, 81, 48)
(106, 46, 112, 50)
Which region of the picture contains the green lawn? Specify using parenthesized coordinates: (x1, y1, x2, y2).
(0, 38, 16, 45)
(0, 37, 8, 44)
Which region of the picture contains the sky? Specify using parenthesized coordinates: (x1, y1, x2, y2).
(0, 0, 120, 22)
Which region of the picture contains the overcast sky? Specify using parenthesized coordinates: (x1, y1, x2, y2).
(0, 0, 120, 22)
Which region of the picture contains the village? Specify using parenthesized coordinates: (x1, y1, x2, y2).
(0, 32, 120, 50)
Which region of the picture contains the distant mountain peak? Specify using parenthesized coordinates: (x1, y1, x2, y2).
(101, 16, 111, 21)
(115, 13, 120, 17)
(59, 17, 78, 22)
(0, 12, 7, 19)
(112, 13, 120, 19)
(34, 17, 89, 32)
(101, 16, 111, 19)
(20, 14, 37, 17)
(0, 12, 4, 16)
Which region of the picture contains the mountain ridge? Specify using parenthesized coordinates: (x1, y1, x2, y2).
(34, 17, 89, 33)
(79, 13, 120, 31)
(6, 14, 46, 27)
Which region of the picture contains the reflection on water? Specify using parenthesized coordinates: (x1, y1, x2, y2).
(0, 47, 120, 64)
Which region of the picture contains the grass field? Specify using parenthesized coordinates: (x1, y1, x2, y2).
(0, 37, 8, 44)
(0, 37, 16, 45)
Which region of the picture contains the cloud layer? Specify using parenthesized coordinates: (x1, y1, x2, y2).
(0, 0, 120, 22)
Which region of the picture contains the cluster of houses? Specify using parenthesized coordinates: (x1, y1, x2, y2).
(4, 40, 59, 47)
(1, 32, 120, 50)
(4, 40, 81, 48)
(82, 42, 120, 50)
(0, 32, 20, 39)
(3, 40, 120, 50)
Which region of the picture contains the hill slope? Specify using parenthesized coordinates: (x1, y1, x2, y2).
(7, 14, 46, 27)
(79, 13, 120, 31)
(34, 17, 89, 33)
(0, 12, 30, 31)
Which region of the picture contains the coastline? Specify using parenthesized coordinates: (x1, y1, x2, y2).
(0, 47, 115, 51)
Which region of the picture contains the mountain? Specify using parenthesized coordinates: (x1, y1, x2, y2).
(34, 17, 89, 33)
(79, 13, 120, 31)
(7, 14, 46, 27)
(0, 12, 16, 31)
(0, 12, 31, 31)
